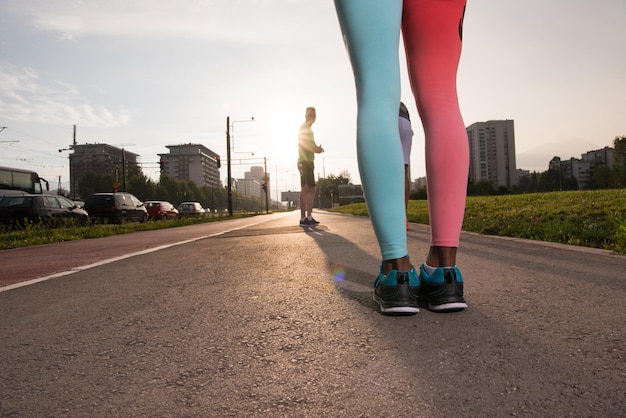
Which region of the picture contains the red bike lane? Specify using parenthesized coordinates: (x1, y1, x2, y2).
(0, 214, 289, 290)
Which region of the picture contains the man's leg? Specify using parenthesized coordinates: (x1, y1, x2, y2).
(300, 189, 306, 219)
(302, 184, 313, 218)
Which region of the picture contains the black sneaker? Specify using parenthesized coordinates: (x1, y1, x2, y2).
(299, 218, 314, 226)
(373, 266, 420, 315)
(309, 217, 320, 224)
(418, 265, 467, 312)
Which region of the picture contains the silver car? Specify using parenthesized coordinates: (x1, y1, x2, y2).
(177, 201, 205, 217)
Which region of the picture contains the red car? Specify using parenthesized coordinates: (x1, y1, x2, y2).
(144, 201, 178, 220)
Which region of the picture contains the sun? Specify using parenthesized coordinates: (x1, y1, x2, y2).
(258, 104, 304, 165)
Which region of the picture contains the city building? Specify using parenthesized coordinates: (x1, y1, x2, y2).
(236, 166, 269, 199)
(467, 120, 518, 188)
(235, 178, 262, 198)
(158, 144, 221, 189)
(68, 143, 141, 198)
(582, 146, 614, 170)
(516, 168, 531, 181)
(550, 146, 614, 189)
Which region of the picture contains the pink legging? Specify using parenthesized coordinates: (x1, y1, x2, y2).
(404, 0, 469, 247)
(335, 0, 468, 259)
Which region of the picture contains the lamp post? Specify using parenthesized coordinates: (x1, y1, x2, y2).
(263, 157, 269, 214)
(58, 147, 74, 198)
(226, 116, 254, 216)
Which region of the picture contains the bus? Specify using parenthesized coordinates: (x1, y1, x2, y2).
(0, 166, 50, 197)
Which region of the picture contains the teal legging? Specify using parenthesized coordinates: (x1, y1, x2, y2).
(335, 0, 469, 260)
(335, 0, 406, 261)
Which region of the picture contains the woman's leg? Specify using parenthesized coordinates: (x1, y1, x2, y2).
(402, 0, 469, 265)
(334, 0, 408, 269)
(402, 0, 469, 312)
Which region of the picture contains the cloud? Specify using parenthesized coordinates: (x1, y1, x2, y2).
(2, 0, 327, 44)
(0, 63, 132, 127)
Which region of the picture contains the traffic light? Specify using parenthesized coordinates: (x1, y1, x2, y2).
(216, 155, 221, 168)
(262, 182, 267, 193)
(159, 159, 164, 171)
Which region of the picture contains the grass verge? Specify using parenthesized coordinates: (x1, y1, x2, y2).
(0, 214, 255, 251)
(330, 189, 626, 254)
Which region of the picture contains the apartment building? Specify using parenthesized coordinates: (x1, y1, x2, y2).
(467, 120, 518, 187)
(158, 144, 221, 189)
(236, 166, 269, 199)
(551, 146, 614, 189)
(69, 143, 141, 198)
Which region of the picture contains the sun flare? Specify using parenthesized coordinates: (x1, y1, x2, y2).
(259, 104, 305, 166)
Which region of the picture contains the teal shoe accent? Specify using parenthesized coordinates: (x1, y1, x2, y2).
(374, 264, 397, 287)
(419, 265, 463, 284)
(374, 265, 420, 288)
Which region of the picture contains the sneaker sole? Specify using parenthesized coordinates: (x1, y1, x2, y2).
(426, 301, 467, 313)
(380, 306, 419, 315)
(373, 295, 419, 315)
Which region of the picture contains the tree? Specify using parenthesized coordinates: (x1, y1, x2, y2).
(467, 179, 496, 196)
(127, 173, 156, 201)
(78, 172, 115, 198)
(613, 135, 626, 187)
(409, 186, 427, 200)
(538, 168, 561, 192)
(591, 165, 615, 189)
(316, 170, 352, 208)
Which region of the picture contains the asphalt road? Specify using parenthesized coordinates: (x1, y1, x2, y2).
(1, 211, 625, 417)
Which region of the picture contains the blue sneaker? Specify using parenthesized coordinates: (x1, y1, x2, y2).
(418, 265, 467, 312)
(373, 266, 420, 315)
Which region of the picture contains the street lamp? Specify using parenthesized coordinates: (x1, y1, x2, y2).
(226, 116, 254, 216)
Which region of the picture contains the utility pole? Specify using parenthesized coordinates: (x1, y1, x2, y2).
(58, 125, 77, 198)
(226, 116, 232, 216)
(226, 116, 255, 216)
(264, 157, 269, 214)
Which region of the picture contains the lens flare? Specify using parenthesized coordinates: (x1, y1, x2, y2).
(330, 263, 346, 282)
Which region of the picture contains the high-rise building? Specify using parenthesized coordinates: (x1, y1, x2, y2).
(237, 166, 269, 199)
(467, 120, 517, 187)
(69, 143, 141, 198)
(158, 144, 221, 188)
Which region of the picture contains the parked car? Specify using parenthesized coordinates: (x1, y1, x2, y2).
(145, 200, 178, 220)
(84, 192, 148, 224)
(0, 194, 89, 227)
(177, 201, 205, 217)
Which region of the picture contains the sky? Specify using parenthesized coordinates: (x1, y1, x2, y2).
(1, 0, 625, 198)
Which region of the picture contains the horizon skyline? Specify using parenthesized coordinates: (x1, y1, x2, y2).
(13, 128, 620, 197)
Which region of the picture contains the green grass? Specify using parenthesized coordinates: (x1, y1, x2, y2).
(330, 189, 626, 253)
(0, 213, 255, 251)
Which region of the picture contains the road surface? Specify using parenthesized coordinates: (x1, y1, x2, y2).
(1, 211, 624, 417)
